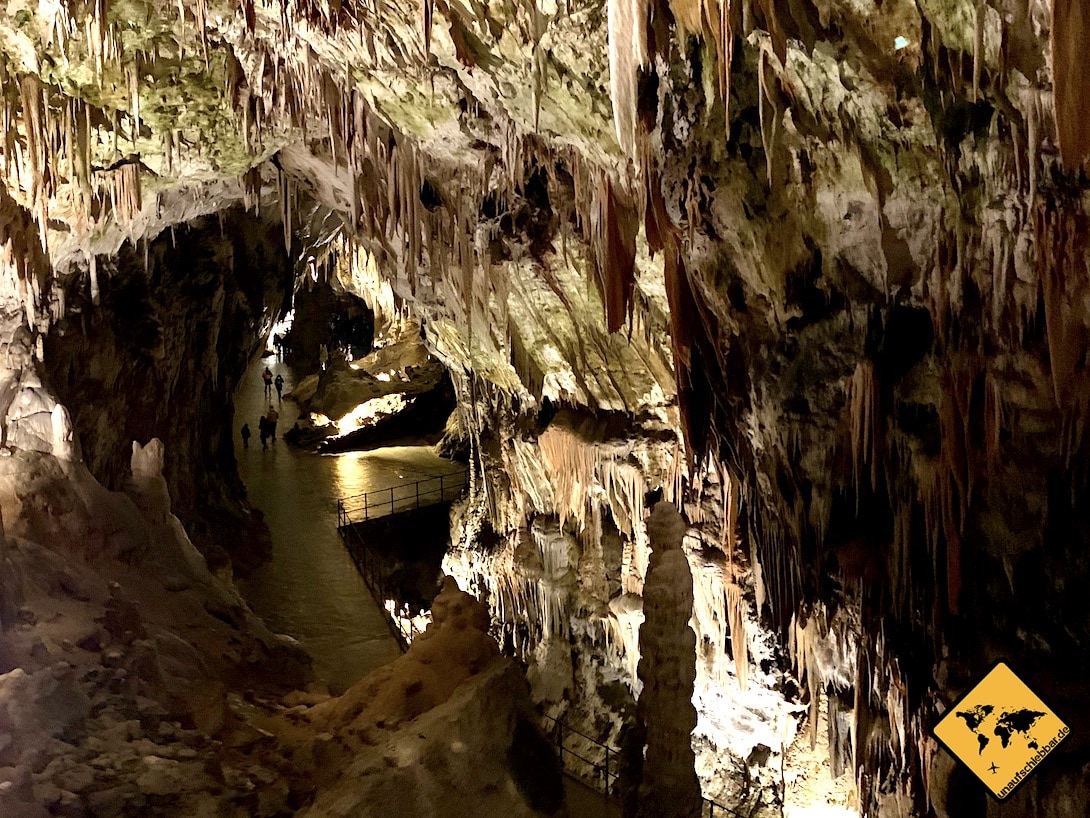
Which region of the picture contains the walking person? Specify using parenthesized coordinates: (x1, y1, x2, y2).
(262, 366, 273, 397)
(259, 415, 269, 451)
(241, 423, 251, 450)
(267, 405, 279, 440)
(274, 373, 285, 401)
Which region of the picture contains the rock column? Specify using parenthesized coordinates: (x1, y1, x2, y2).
(636, 501, 701, 817)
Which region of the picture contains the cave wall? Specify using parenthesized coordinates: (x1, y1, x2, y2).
(0, 151, 558, 818)
(437, 385, 810, 810)
(42, 209, 293, 572)
(286, 277, 375, 369)
(644, 3, 1090, 813)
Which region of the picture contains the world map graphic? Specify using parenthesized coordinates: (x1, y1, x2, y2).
(955, 704, 1046, 755)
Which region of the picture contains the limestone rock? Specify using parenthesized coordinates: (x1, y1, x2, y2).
(637, 502, 700, 818)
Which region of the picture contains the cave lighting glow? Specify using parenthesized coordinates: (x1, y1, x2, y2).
(785, 807, 858, 818)
(329, 449, 372, 499)
(893, 35, 910, 50)
(334, 393, 410, 434)
(384, 600, 432, 645)
(310, 412, 332, 427)
(266, 309, 295, 353)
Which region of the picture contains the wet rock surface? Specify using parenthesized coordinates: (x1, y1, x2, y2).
(43, 209, 293, 575)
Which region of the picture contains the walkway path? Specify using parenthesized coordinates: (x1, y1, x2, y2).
(564, 777, 622, 818)
(233, 355, 460, 693)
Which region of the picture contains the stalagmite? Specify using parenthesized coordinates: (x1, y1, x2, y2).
(637, 502, 701, 818)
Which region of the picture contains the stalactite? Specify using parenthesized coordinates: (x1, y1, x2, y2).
(240, 0, 256, 32)
(278, 168, 291, 253)
(1025, 86, 1040, 207)
(756, 45, 780, 189)
(88, 250, 99, 306)
(1051, 0, 1090, 169)
(725, 581, 747, 691)
(715, 0, 733, 125)
(846, 360, 878, 501)
(98, 161, 142, 229)
(241, 166, 262, 212)
(588, 174, 638, 333)
(972, 0, 984, 101)
(607, 0, 648, 157)
(983, 368, 1001, 472)
(666, 0, 734, 126)
(538, 425, 599, 533)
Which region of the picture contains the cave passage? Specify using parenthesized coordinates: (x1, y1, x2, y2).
(232, 354, 460, 692)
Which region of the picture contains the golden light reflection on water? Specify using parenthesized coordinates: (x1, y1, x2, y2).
(329, 449, 373, 500)
(328, 445, 463, 501)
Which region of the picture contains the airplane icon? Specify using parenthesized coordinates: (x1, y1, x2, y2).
(988, 763, 999, 774)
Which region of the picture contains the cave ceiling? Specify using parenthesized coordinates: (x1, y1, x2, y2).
(0, 0, 1081, 334)
(0, 0, 1084, 413)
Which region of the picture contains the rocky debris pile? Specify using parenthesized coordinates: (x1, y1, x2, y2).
(0, 446, 315, 817)
(0, 664, 314, 817)
(269, 576, 562, 817)
(0, 446, 558, 817)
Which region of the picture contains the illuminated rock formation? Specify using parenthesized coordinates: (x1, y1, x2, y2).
(636, 501, 700, 818)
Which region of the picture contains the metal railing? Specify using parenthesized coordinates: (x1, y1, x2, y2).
(334, 468, 469, 651)
(539, 713, 743, 817)
(335, 470, 741, 818)
(338, 520, 423, 652)
(336, 469, 469, 525)
(542, 713, 620, 798)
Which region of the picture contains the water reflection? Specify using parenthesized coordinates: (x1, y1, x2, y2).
(233, 356, 460, 693)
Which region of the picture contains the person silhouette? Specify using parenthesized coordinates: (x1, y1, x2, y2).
(241, 423, 251, 449)
(266, 405, 279, 440)
(262, 366, 273, 397)
(275, 373, 284, 401)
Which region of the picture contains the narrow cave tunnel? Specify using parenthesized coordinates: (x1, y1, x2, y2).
(2, 2, 1090, 818)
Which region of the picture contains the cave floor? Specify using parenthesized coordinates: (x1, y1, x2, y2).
(233, 355, 460, 693)
(564, 777, 622, 818)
